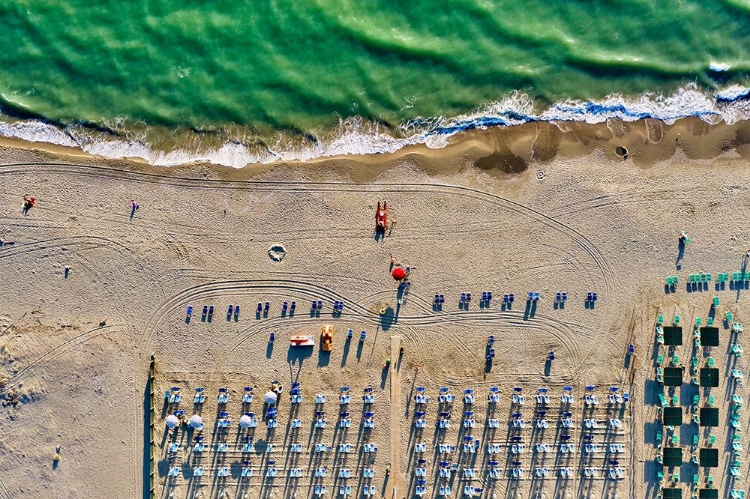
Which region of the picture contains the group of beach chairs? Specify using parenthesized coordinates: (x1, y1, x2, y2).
(432, 291, 600, 311)
(164, 384, 385, 486)
(653, 301, 747, 491)
(407, 384, 629, 494)
(185, 299, 353, 322)
(666, 270, 750, 293)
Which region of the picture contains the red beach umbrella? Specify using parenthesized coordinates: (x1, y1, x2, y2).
(391, 267, 406, 280)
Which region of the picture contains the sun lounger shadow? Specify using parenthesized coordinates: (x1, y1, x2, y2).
(544, 359, 552, 376)
(160, 397, 169, 419)
(380, 367, 388, 389)
(676, 239, 685, 268)
(341, 338, 351, 368)
(524, 300, 532, 320)
(356, 340, 364, 361)
(266, 342, 274, 359)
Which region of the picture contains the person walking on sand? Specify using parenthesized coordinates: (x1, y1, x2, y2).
(129, 199, 140, 220)
(21, 194, 35, 215)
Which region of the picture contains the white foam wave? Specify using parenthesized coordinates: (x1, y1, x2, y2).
(709, 61, 731, 72)
(0, 119, 79, 148)
(1, 83, 750, 168)
(716, 85, 750, 101)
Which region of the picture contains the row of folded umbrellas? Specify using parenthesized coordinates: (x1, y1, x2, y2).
(165, 413, 260, 429)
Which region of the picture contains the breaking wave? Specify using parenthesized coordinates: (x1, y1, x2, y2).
(1, 83, 750, 168)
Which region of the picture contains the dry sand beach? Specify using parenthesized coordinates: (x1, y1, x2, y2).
(0, 119, 750, 499)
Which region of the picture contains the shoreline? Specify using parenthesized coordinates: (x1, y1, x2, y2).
(2, 117, 750, 183)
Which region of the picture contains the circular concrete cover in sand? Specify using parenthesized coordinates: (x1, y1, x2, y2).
(165, 414, 179, 428)
(268, 244, 286, 261)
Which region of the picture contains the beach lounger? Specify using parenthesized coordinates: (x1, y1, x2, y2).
(464, 389, 475, 404)
(240, 386, 253, 404)
(168, 387, 181, 404)
(193, 387, 205, 404)
(193, 467, 204, 477)
(241, 442, 254, 452)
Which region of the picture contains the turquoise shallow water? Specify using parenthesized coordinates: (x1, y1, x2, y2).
(1, 0, 750, 165)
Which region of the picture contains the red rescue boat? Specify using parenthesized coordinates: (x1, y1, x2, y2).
(290, 334, 315, 347)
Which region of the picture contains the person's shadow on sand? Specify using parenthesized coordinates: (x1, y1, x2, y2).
(675, 238, 685, 269)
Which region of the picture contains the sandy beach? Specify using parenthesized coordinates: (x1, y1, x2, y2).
(1, 119, 749, 499)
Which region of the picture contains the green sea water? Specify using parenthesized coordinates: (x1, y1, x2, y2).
(1, 0, 750, 164)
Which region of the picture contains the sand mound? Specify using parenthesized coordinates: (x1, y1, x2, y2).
(268, 244, 286, 261)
